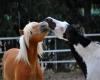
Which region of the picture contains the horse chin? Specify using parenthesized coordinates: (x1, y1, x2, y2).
(32, 33, 48, 42)
(41, 28, 50, 33)
(54, 33, 68, 41)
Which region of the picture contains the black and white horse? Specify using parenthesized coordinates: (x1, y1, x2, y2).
(45, 17, 100, 80)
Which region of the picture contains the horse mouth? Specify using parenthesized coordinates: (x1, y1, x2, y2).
(45, 17, 56, 30)
(41, 27, 50, 33)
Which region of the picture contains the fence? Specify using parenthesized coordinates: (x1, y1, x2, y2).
(0, 33, 100, 71)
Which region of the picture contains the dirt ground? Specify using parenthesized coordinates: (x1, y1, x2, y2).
(0, 70, 85, 80)
(44, 69, 85, 80)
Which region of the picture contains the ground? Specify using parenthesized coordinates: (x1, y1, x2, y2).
(0, 69, 85, 80)
(45, 69, 85, 80)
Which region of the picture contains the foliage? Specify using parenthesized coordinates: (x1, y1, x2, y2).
(0, 0, 100, 36)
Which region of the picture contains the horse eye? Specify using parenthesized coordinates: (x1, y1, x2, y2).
(30, 31, 32, 35)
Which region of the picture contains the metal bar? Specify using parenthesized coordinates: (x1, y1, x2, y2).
(84, 33, 100, 37)
(0, 36, 56, 40)
(0, 52, 3, 54)
(44, 49, 71, 53)
(0, 33, 100, 40)
(0, 37, 19, 40)
(0, 49, 71, 54)
(40, 60, 76, 63)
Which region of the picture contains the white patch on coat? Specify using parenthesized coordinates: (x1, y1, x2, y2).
(74, 42, 100, 80)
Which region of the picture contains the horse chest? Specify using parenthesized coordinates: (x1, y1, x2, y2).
(74, 43, 100, 80)
(15, 61, 38, 80)
(74, 43, 100, 63)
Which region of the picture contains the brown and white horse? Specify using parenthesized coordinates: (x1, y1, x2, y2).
(3, 21, 49, 80)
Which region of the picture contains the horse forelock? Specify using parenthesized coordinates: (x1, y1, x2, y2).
(24, 22, 44, 56)
(23, 22, 39, 47)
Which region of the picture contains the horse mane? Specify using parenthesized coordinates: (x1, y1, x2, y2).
(16, 22, 44, 65)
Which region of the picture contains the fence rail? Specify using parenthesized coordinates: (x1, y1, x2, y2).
(40, 60, 76, 63)
(0, 33, 100, 40)
(0, 33, 100, 64)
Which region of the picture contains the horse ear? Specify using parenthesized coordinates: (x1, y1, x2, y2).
(19, 29, 24, 35)
(72, 24, 85, 35)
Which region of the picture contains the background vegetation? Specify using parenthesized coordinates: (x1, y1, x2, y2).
(0, 0, 100, 37)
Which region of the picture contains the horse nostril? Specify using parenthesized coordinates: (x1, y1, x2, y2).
(45, 18, 53, 23)
(45, 17, 56, 30)
(41, 25, 45, 28)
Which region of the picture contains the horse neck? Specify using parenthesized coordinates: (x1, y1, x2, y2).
(69, 33, 91, 47)
(27, 41, 38, 65)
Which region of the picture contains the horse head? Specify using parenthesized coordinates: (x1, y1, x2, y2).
(45, 17, 85, 42)
(17, 21, 50, 64)
(23, 21, 49, 47)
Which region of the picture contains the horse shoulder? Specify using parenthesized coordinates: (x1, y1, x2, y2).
(15, 61, 33, 80)
(3, 48, 19, 80)
(3, 48, 19, 61)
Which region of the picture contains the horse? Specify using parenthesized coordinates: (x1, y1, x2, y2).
(3, 21, 49, 80)
(45, 17, 100, 80)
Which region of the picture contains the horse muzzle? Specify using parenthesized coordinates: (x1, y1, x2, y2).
(40, 21, 50, 33)
(45, 17, 56, 30)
